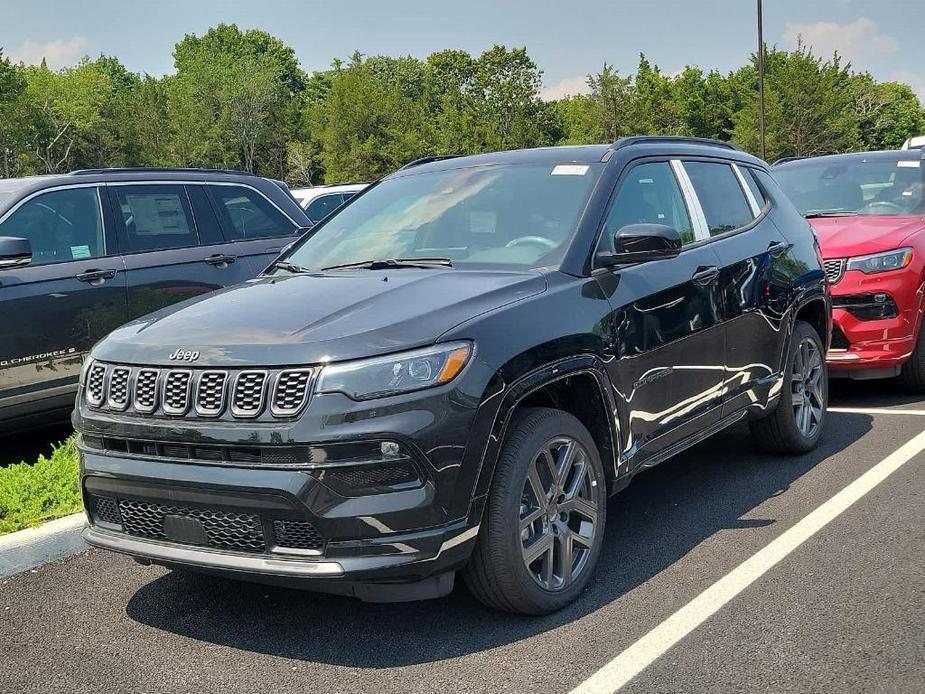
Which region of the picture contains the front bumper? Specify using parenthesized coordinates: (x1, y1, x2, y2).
(826, 266, 923, 377)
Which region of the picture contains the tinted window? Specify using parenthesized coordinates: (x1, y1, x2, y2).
(741, 167, 767, 208)
(305, 193, 346, 223)
(210, 185, 294, 239)
(601, 162, 694, 250)
(113, 185, 199, 253)
(685, 162, 754, 236)
(186, 185, 224, 246)
(0, 187, 104, 266)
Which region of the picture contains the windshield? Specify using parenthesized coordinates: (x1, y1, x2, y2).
(775, 156, 925, 217)
(285, 163, 603, 271)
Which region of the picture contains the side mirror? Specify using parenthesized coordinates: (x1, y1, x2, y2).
(0, 236, 32, 269)
(598, 224, 682, 266)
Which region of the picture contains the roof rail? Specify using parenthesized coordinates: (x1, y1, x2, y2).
(613, 136, 741, 152)
(68, 167, 255, 176)
(771, 156, 809, 166)
(398, 155, 462, 171)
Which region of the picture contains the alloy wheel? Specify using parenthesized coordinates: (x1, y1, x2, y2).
(519, 436, 600, 591)
(792, 336, 824, 437)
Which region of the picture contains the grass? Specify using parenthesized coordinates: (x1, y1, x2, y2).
(0, 435, 82, 535)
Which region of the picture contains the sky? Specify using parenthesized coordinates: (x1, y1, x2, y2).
(1, 0, 923, 100)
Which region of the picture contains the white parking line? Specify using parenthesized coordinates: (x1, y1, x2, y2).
(569, 428, 925, 694)
(828, 407, 925, 416)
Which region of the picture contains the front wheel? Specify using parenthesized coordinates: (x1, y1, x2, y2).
(463, 407, 607, 614)
(750, 320, 827, 454)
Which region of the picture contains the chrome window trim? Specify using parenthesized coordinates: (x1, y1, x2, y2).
(133, 368, 160, 414)
(231, 370, 269, 418)
(162, 370, 193, 416)
(194, 370, 229, 418)
(671, 160, 710, 241)
(732, 163, 761, 217)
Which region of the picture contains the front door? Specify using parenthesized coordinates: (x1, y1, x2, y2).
(0, 186, 127, 413)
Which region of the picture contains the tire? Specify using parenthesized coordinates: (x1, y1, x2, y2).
(749, 320, 827, 454)
(898, 323, 925, 392)
(463, 407, 607, 614)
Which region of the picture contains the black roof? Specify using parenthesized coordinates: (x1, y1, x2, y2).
(773, 149, 925, 168)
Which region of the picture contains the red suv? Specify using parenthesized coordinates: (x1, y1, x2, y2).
(775, 150, 925, 388)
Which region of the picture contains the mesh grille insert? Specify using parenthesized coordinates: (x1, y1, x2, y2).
(824, 259, 845, 284)
(272, 370, 313, 416)
(118, 499, 266, 553)
(163, 371, 192, 415)
(92, 495, 122, 525)
(328, 462, 419, 490)
(195, 371, 227, 416)
(134, 369, 159, 413)
(272, 520, 324, 551)
(108, 367, 131, 410)
(232, 372, 267, 417)
(86, 364, 106, 406)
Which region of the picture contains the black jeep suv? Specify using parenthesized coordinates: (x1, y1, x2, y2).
(0, 168, 310, 431)
(75, 138, 830, 614)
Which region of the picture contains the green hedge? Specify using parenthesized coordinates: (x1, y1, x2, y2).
(0, 435, 82, 535)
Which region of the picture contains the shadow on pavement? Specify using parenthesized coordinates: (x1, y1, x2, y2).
(125, 413, 872, 668)
(829, 378, 924, 408)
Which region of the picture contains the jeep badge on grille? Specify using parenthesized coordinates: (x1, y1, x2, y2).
(169, 348, 200, 362)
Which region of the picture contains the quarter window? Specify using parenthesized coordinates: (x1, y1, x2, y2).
(684, 162, 754, 236)
(305, 193, 346, 224)
(0, 187, 104, 266)
(601, 162, 695, 252)
(210, 185, 294, 240)
(113, 185, 199, 253)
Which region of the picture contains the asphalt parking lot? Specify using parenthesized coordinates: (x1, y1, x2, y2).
(1, 381, 923, 694)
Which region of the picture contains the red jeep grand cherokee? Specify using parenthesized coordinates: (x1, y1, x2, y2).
(775, 150, 925, 388)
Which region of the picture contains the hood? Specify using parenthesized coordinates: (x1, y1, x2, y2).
(808, 215, 925, 259)
(93, 269, 546, 366)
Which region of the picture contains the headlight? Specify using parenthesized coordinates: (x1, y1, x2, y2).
(316, 342, 472, 400)
(846, 248, 912, 274)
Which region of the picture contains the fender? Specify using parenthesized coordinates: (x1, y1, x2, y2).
(459, 354, 622, 525)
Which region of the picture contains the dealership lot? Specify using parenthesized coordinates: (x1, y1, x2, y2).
(1, 382, 922, 694)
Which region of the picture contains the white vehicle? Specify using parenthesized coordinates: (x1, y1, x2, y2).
(901, 135, 925, 150)
(290, 183, 368, 224)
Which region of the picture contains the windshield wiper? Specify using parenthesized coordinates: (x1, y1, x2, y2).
(272, 260, 311, 273)
(322, 258, 453, 271)
(803, 210, 855, 219)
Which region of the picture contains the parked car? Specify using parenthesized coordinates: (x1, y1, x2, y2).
(901, 135, 925, 150)
(291, 183, 368, 224)
(774, 150, 925, 387)
(74, 138, 829, 614)
(0, 168, 311, 432)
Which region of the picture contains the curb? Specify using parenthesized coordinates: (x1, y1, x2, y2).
(0, 513, 87, 578)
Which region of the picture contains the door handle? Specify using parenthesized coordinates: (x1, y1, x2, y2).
(75, 268, 117, 284)
(768, 241, 790, 257)
(691, 266, 720, 285)
(204, 254, 236, 267)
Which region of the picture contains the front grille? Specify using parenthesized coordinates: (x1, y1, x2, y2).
(272, 370, 313, 416)
(108, 367, 131, 411)
(91, 495, 122, 525)
(195, 371, 227, 416)
(163, 371, 192, 415)
(81, 435, 311, 467)
(327, 461, 419, 490)
(272, 520, 324, 551)
(824, 258, 845, 284)
(831, 325, 850, 349)
(232, 371, 267, 417)
(134, 369, 159, 413)
(86, 364, 106, 406)
(118, 499, 266, 553)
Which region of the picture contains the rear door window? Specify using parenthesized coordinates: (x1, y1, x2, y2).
(683, 162, 754, 236)
(209, 185, 295, 240)
(112, 185, 200, 252)
(305, 193, 347, 224)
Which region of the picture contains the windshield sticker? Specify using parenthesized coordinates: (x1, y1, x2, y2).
(897, 160, 920, 168)
(70, 245, 92, 259)
(552, 164, 589, 176)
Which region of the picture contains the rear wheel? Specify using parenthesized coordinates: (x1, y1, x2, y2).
(750, 320, 827, 454)
(898, 322, 925, 392)
(463, 407, 606, 614)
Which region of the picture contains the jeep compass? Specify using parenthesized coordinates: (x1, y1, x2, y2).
(75, 137, 830, 614)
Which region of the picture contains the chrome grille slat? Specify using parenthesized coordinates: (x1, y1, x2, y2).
(824, 258, 845, 285)
(163, 371, 192, 415)
(271, 369, 313, 417)
(86, 363, 107, 407)
(195, 371, 228, 417)
(107, 367, 132, 411)
(133, 369, 159, 413)
(232, 371, 267, 417)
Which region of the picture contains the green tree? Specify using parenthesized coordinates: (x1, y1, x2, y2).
(0, 50, 27, 177)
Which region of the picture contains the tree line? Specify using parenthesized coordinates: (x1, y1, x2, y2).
(1, 23, 923, 184)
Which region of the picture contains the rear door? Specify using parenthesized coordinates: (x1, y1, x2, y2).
(598, 160, 726, 464)
(0, 185, 127, 412)
(108, 183, 253, 319)
(207, 183, 302, 275)
(679, 160, 790, 413)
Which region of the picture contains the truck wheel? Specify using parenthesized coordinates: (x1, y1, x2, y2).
(750, 320, 827, 454)
(463, 407, 606, 614)
(898, 323, 925, 392)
